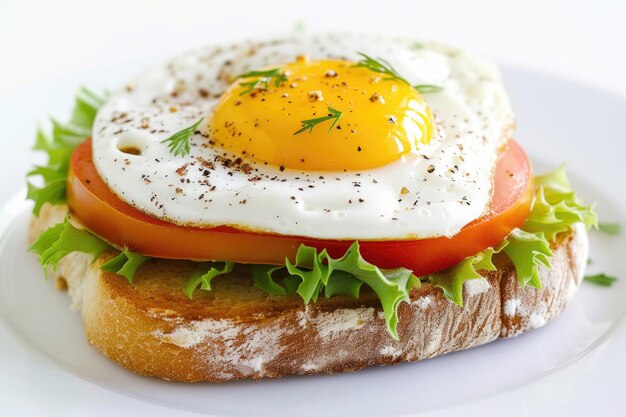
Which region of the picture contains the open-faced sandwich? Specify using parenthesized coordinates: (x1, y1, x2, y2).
(27, 34, 597, 382)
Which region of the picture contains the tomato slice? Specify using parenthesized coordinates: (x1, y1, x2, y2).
(67, 140, 532, 276)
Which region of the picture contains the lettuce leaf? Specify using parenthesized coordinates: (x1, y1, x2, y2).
(250, 265, 288, 295)
(30, 219, 149, 283)
(27, 179, 67, 217)
(324, 270, 364, 299)
(426, 245, 501, 306)
(100, 249, 150, 284)
(29, 218, 110, 275)
(423, 165, 595, 306)
(251, 265, 288, 296)
(70, 87, 105, 128)
(251, 242, 418, 339)
(285, 245, 328, 303)
(523, 165, 597, 240)
(27, 87, 104, 215)
(502, 229, 552, 288)
(252, 264, 365, 299)
(323, 242, 419, 339)
(504, 165, 595, 288)
(183, 262, 235, 298)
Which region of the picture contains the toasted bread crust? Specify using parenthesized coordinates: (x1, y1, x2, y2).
(31, 203, 588, 382)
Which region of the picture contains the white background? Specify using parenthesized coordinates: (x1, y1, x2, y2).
(1, 1, 625, 416)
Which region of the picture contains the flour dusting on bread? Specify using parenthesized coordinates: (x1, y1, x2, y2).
(312, 308, 376, 338)
(464, 277, 491, 297)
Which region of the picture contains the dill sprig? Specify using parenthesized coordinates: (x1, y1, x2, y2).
(294, 107, 343, 135)
(353, 52, 443, 94)
(160, 118, 204, 157)
(238, 68, 287, 96)
(414, 84, 443, 94)
(354, 52, 409, 85)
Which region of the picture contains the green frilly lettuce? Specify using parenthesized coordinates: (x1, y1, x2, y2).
(27, 87, 104, 215)
(523, 165, 597, 240)
(183, 262, 235, 298)
(427, 245, 501, 307)
(425, 165, 596, 303)
(251, 242, 418, 339)
(30, 219, 235, 295)
(29, 218, 151, 284)
(29, 218, 110, 276)
(100, 249, 150, 284)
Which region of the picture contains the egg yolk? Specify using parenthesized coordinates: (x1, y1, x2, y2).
(209, 58, 434, 171)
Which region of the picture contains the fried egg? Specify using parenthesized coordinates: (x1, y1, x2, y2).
(92, 34, 514, 240)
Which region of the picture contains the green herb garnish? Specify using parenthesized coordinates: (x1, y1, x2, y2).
(160, 118, 203, 157)
(294, 106, 343, 135)
(354, 52, 408, 84)
(238, 68, 288, 96)
(598, 222, 621, 235)
(354, 52, 443, 94)
(584, 273, 617, 287)
(414, 84, 444, 94)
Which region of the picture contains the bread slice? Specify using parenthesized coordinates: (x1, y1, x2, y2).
(30, 203, 589, 382)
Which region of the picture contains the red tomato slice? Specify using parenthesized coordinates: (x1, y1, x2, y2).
(67, 139, 532, 276)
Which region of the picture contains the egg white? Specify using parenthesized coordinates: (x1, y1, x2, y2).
(92, 34, 514, 240)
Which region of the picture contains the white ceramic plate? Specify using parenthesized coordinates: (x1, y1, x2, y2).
(0, 67, 625, 417)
